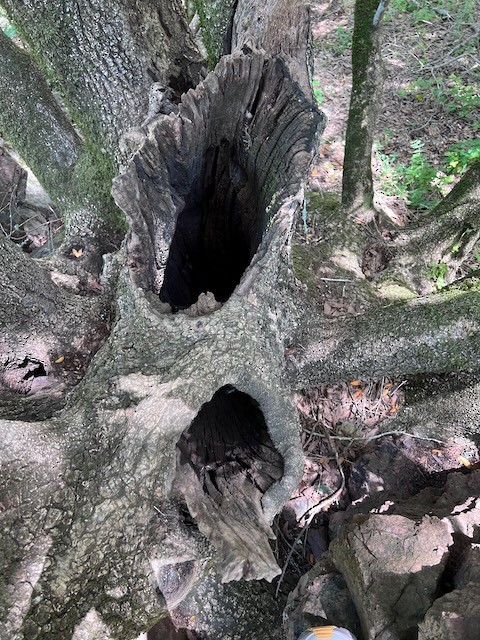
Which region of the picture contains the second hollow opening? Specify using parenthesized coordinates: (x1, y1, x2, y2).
(159, 140, 267, 310)
(176, 385, 284, 500)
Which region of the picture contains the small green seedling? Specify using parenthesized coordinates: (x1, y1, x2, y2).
(425, 262, 448, 289)
(312, 80, 324, 105)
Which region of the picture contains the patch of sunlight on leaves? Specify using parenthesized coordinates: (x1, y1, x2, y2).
(425, 262, 448, 290)
(375, 138, 480, 211)
(0, 6, 17, 39)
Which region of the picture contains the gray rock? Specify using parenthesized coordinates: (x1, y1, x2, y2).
(283, 558, 362, 640)
(418, 583, 480, 640)
(330, 514, 453, 640)
(455, 544, 480, 589)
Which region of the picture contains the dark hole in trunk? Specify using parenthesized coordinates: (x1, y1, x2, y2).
(159, 141, 265, 310)
(147, 615, 197, 639)
(20, 357, 47, 380)
(177, 385, 283, 500)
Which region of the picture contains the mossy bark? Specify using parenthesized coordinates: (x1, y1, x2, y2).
(0, 29, 125, 242)
(0, 31, 82, 205)
(291, 284, 480, 386)
(0, 31, 125, 251)
(193, 0, 237, 67)
(1, 0, 205, 155)
(342, 0, 390, 215)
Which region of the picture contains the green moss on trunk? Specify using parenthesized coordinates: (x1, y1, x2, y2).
(342, 0, 390, 215)
(193, 0, 237, 67)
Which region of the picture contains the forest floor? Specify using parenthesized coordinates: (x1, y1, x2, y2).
(277, 0, 480, 602)
(308, 0, 479, 208)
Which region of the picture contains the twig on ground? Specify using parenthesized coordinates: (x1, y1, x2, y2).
(275, 430, 345, 597)
(302, 425, 447, 446)
(329, 430, 447, 445)
(318, 277, 354, 282)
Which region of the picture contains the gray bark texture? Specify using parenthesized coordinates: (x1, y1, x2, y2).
(341, 0, 390, 215)
(382, 158, 480, 294)
(291, 286, 480, 386)
(0, 25, 125, 258)
(0, 2, 325, 638)
(1, 0, 480, 639)
(0, 29, 83, 205)
(1, 0, 205, 153)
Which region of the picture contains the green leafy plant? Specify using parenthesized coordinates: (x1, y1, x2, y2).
(375, 139, 439, 209)
(375, 137, 480, 211)
(389, 0, 475, 25)
(388, 0, 437, 22)
(435, 74, 480, 118)
(444, 140, 480, 174)
(312, 80, 324, 105)
(425, 262, 448, 289)
(397, 75, 480, 120)
(333, 26, 352, 54)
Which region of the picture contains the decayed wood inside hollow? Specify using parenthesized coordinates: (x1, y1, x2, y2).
(177, 384, 284, 500)
(175, 385, 285, 581)
(113, 52, 323, 311)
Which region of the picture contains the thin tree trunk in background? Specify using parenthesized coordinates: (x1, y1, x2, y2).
(342, 0, 390, 216)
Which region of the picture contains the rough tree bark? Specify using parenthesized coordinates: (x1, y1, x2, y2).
(0, 28, 123, 265)
(381, 158, 480, 294)
(1, 0, 480, 639)
(341, 0, 390, 216)
(1, 0, 205, 154)
(0, 1, 324, 638)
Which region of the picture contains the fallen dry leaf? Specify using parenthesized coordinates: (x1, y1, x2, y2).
(458, 456, 480, 470)
(71, 247, 83, 258)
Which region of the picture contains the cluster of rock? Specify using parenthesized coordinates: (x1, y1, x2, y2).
(284, 463, 480, 640)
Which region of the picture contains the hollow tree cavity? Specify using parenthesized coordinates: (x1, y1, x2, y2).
(113, 51, 323, 312)
(175, 385, 284, 581)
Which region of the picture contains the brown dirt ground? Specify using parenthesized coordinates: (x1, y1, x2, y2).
(309, 0, 480, 197)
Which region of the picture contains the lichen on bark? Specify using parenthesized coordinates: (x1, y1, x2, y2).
(192, 0, 237, 67)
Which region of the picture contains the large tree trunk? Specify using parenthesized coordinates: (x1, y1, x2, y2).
(1, 1, 480, 639)
(1, 0, 205, 154)
(0, 2, 325, 638)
